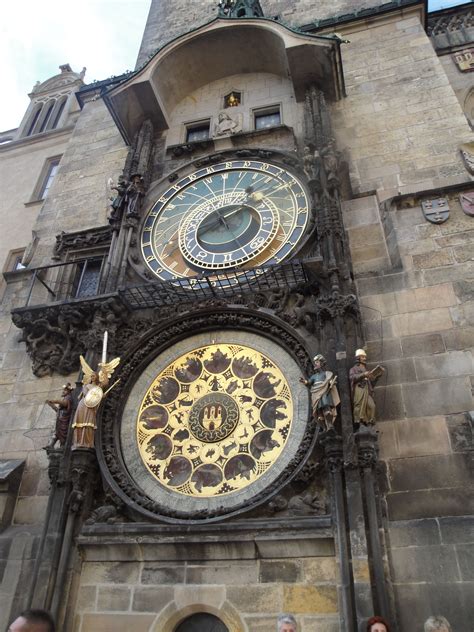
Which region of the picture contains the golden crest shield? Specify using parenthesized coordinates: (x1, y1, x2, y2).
(84, 385, 104, 408)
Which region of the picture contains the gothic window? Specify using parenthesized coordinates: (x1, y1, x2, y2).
(186, 120, 210, 142)
(254, 105, 281, 130)
(38, 99, 56, 133)
(25, 104, 43, 137)
(174, 613, 229, 632)
(50, 96, 67, 129)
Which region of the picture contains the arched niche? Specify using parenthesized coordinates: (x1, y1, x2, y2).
(104, 18, 344, 143)
(175, 613, 229, 632)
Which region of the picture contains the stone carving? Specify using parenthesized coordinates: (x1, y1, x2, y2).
(269, 491, 326, 516)
(213, 111, 242, 137)
(460, 142, 474, 175)
(21, 231, 39, 266)
(52, 226, 112, 259)
(301, 354, 340, 432)
(72, 353, 120, 450)
(12, 297, 128, 377)
(453, 48, 474, 72)
(460, 192, 474, 217)
(123, 118, 154, 188)
(302, 145, 322, 183)
(108, 175, 128, 223)
(124, 174, 145, 218)
(349, 349, 385, 426)
(45, 383, 74, 448)
(421, 198, 450, 224)
(218, 0, 264, 18)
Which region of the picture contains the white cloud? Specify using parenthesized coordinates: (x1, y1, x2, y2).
(0, 0, 151, 131)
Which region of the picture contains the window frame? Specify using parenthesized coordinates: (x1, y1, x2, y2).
(30, 155, 62, 203)
(253, 104, 282, 131)
(185, 119, 211, 143)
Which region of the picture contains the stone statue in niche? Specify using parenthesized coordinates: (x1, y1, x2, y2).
(349, 349, 385, 426)
(125, 174, 145, 218)
(108, 175, 128, 223)
(321, 137, 341, 192)
(213, 111, 242, 137)
(45, 382, 74, 448)
(300, 354, 340, 431)
(302, 145, 322, 183)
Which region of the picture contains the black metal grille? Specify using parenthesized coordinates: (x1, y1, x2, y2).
(119, 261, 309, 310)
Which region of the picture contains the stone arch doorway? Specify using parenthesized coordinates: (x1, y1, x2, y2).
(175, 613, 229, 632)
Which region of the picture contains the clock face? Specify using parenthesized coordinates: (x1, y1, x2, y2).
(141, 160, 310, 282)
(119, 330, 310, 518)
(136, 342, 293, 498)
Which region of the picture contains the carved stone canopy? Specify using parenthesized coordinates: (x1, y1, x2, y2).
(103, 19, 345, 143)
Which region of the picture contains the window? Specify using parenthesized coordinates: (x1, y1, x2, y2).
(38, 100, 55, 133)
(3, 249, 26, 274)
(50, 96, 67, 130)
(37, 157, 61, 200)
(186, 121, 210, 143)
(25, 105, 43, 137)
(72, 258, 104, 298)
(254, 105, 281, 130)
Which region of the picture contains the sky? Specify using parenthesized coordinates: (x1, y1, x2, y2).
(0, 0, 468, 132)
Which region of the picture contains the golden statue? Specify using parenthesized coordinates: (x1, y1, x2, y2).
(72, 332, 120, 449)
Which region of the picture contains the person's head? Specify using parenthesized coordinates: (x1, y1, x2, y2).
(277, 614, 297, 632)
(8, 609, 55, 632)
(424, 616, 452, 632)
(313, 354, 326, 370)
(62, 382, 73, 396)
(355, 348, 367, 365)
(366, 615, 391, 632)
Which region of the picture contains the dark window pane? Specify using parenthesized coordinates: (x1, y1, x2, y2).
(255, 111, 281, 130)
(51, 98, 67, 129)
(186, 125, 209, 142)
(74, 259, 102, 298)
(26, 107, 42, 136)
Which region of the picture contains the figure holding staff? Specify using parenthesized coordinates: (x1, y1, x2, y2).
(71, 331, 120, 450)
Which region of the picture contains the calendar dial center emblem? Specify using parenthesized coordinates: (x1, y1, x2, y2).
(141, 160, 310, 282)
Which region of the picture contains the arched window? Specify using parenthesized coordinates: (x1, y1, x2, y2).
(25, 105, 43, 137)
(38, 99, 56, 133)
(50, 96, 67, 130)
(175, 613, 229, 632)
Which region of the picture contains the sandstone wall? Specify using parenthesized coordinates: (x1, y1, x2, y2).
(136, 0, 394, 67)
(73, 538, 339, 632)
(332, 14, 472, 196)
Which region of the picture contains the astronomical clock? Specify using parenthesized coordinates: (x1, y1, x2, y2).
(140, 159, 310, 284)
(99, 154, 320, 523)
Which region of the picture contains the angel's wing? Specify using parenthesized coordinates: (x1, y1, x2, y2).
(99, 357, 120, 379)
(107, 177, 115, 191)
(80, 355, 95, 384)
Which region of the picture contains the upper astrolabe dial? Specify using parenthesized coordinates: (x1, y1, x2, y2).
(141, 160, 310, 282)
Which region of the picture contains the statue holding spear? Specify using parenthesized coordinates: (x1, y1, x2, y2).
(71, 331, 120, 450)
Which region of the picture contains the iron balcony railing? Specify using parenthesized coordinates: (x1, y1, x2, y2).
(15, 258, 314, 311)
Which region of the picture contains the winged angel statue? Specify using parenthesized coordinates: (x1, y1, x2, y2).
(71, 354, 120, 449)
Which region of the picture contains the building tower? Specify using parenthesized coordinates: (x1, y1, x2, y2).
(0, 2, 473, 632)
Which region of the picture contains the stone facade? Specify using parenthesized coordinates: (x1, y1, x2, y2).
(0, 2, 473, 632)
